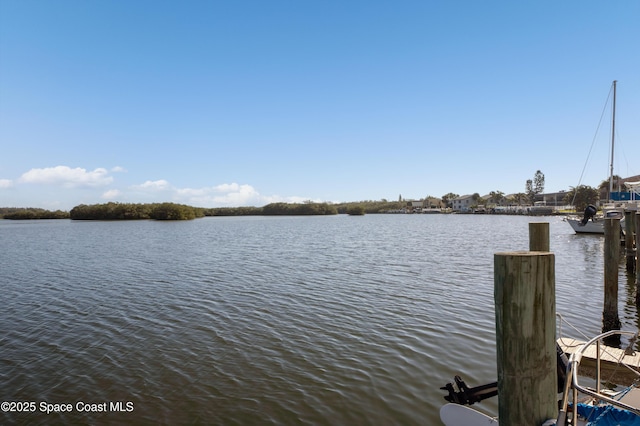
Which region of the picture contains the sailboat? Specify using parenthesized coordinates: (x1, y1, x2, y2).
(566, 206, 624, 234)
(567, 80, 625, 234)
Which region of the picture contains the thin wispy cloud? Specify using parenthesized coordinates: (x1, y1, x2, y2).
(110, 178, 295, 207)
(176, 183, 261, 206)
(19, 166, 113, 187)
(171, 182, 308, 206)
(133, 180, 171, 191)
(101, 189, 122, 199)
(0, 179, 13, 188)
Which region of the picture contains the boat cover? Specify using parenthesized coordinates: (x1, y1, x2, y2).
(576, 402, 640, 425)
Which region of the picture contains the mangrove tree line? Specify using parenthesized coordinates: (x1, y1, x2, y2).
(70, 202, 205, 220)
(1, 208, 70, 219)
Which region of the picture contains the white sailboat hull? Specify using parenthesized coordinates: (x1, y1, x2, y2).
(440, 403, 498, 425)
(566, 217, 605, 234)
(566, 207, 625, 234)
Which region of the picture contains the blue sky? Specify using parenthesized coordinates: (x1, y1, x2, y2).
(1, 0, 639, 209)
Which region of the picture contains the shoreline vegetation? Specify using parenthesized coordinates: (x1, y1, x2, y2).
(0, 200, 406, 220)
(1, 199, 578, 221)
(0, 207, 71, 220)
(0, 201, 353, 221)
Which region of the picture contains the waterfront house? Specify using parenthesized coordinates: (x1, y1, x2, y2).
(406, 200, 424, 213)
(534, 191, 569, 208)
(451, 194, 475, 212)
(405, 198, 445, 213)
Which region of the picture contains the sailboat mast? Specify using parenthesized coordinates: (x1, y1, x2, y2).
(608, 80, 617, 201)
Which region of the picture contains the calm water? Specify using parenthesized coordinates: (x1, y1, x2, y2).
(1, 214, 638, 425)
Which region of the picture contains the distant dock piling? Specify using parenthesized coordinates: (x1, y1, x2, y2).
(636, 212, 640, 286)
(495, 232, 557, 424)
(529, 222, 550, 252)
(625, 211, 636, 272)
(603, 218, 622, 338)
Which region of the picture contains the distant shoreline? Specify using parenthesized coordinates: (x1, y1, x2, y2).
(1, 201, 575, 220)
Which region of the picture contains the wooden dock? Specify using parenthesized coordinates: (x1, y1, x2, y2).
(558, 337, 640, 387)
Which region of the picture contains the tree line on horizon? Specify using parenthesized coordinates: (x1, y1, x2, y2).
(0, 207, 70, 220)
(0, 200, 401, 220)
(1, 201, 346, 220)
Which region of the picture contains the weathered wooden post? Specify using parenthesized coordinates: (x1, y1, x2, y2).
(603, 218, 622, 337)
(529, 222, 550, 251)
(495, 251, 557, 425)
(636, 212, 640, 289)
(625, 211, 636, 272)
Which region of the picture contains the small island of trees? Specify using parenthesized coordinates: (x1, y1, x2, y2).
(69, 202, 205, 220)
(0, 208, 70, 220)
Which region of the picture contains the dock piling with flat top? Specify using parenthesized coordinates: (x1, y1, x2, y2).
(495, 250, 557, 425)
(603, 218, 622, 336)
(529, 222, 550, 252)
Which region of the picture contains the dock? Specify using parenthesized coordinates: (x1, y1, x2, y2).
(557, 337, 640, 387)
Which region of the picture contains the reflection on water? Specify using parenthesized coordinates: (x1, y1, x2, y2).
(0, 215, 637, 425)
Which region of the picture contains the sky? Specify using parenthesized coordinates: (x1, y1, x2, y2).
(1, 0, 639, 209)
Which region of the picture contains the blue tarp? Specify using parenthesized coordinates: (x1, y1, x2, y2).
(576, 403, 640, 426)
(611, 192, 639, 201)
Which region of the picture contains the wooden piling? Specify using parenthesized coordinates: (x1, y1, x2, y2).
(495, 251, 557, 425)
(529, 222, 550, 252)
(603, 218, 621, 335)
(625, 211, 636, 272)
(636, 212, 640, 288)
